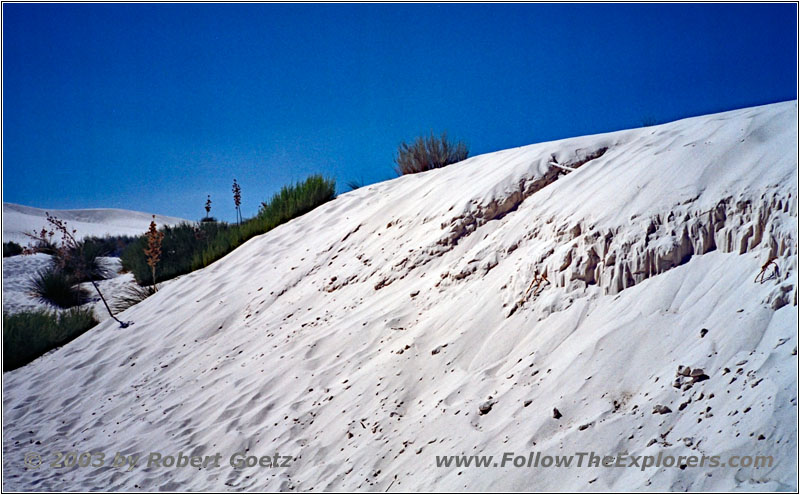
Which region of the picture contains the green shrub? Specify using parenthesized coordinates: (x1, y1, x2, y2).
(121, 175, 336, 284)
(3, 307, 98, 371)
(121, 221, 225, 285)
(3, 241, 23, 257)
(258, 175, 337, 223)
(394, 131, 469, 175)
(82, 235, 137, 258)
(29, 267, 90, 309)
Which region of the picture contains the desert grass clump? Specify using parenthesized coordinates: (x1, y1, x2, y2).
(3, 307, 98, 371)
(257, 175, 336, 225)
(345, 176, 365, 191)
(29, 267, 90, 309)
(144, 216, 165, 291)
(3, 241, 23, 257)
(394, 131, 469, 175)
(111, 284, 158, 313)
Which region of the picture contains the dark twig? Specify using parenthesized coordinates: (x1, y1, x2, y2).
(755, 256, 779, 284)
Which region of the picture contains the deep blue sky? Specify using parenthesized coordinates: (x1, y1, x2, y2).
(3, 3, 797, 221)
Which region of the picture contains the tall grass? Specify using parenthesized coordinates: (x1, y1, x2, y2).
(3, 308, 98, 371)
(259, 175, 336, 222)
(121, 175, 336, 285)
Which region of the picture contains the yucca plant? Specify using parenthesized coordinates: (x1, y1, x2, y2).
(28, 213, 129, 327)
(55, 239, 110, 283)
(29, 267, 90, 309)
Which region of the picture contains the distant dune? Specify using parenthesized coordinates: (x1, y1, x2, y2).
(2, 203, 187, 245)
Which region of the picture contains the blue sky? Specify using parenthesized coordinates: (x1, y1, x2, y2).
(3, 3, 796, 222)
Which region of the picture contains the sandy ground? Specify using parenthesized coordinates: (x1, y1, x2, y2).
(2, 101, 797, 491)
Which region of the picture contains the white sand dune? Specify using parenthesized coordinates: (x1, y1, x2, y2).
(2, 101, 797, 491)
(2, 203, 187, 245)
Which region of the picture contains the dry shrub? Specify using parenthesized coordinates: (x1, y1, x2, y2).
(394, 131, 468, 175)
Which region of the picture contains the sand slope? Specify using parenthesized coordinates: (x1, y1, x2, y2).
(3, 101, 797, 491)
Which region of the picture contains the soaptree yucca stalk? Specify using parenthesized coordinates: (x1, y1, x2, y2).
(232, 178, 242, 226)
(144, 216, 165, 292)
(31, 213, 130, 327)
(23, 226, 58, 255)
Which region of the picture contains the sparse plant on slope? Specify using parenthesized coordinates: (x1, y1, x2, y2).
(144, 216, 165, 291)
(522, 271, 550, 301)
(3, 307, 98, 371)
(507, 270, 550, 318)
(755, 256, 780, 284)
(394, 131, 469, 175)
(111, 284, 158, 313)
(25, 223, 108, 282)
(346, 177, 365, 191)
